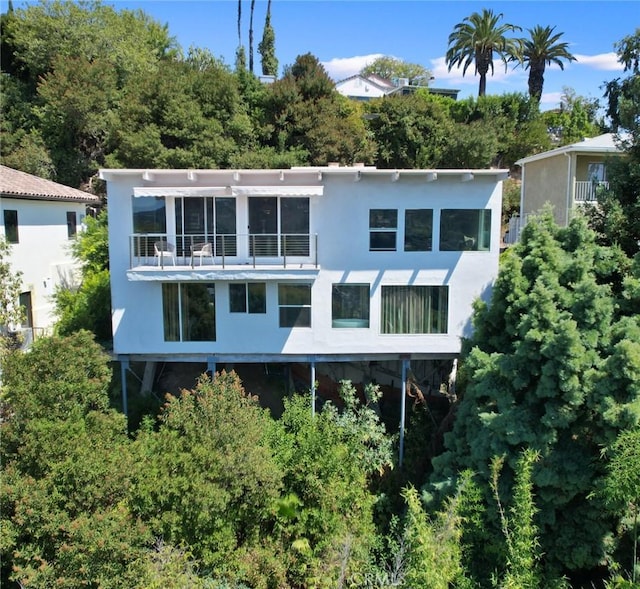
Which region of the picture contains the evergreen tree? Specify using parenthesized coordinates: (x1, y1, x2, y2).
(429, 212, 640, 575)
(258, 0, 278, 77)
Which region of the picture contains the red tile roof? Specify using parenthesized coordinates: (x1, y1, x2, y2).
(0, 165, 100, 203)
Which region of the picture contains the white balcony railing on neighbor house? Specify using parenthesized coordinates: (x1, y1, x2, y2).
(574, 180, 609, 202)
(503, 214, 530, 245)
(129, 233, 319, 270)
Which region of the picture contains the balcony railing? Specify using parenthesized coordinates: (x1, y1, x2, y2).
(575, 180, 609, 202)
(129, 233, 318, 270)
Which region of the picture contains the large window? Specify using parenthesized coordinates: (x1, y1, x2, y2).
(439, 209, 491, 251)
(162, 283, 216, 341)
(4, 210, 18, 243)
(381, 286, 448, 334)
(369, 209, 397, 251)
(66, 211, 77, 239)
(278, 284, 311, 327)
(249, 197, 309, 257)
(404, 209, 433, 251)
(132, 196, 166, 256)
(229, 283, 267, 314)
(175, 196, 237, 257)
(332, 284, 370, 328)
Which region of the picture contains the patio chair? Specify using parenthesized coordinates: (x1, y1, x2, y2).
(191, 242, 214, 267)
(154, 240, 176, 266)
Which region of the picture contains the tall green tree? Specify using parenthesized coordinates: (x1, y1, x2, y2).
(446, 8, 521, 97)
(0, 237, 24, 357)
(360, 55, 432, 85)
(520, 25, 576, 101)
(258, 0, 278, 76)
(429, 212, 640, 576)
(590, 30, 640, 259)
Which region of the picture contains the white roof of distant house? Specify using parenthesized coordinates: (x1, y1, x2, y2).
(516, 133, 625, 166)
(0, 165, 100, 203)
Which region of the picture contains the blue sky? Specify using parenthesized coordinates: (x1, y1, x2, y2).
(5, 0, 636, 110)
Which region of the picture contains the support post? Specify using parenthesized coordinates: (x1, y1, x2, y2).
(207, 358, 216, 378)
(310, 361, 316, 417)
(399, 357, 409, 467)
(120, 357, 129, 424)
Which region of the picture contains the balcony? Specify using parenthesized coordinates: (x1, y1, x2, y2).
(574, 180, 609, 202)
(127, 233, 319, 274)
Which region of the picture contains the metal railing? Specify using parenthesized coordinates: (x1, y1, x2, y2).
(129, 233, 318, 269)
(574, 180, 609, 202)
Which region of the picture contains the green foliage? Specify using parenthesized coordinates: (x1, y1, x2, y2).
(401, 480, 468, 588)
(53, 210, 112, 343)
(258, 0, 277, 76)
(599, 427, 640, 583)
(542, 87, 602, 146)
(0, 236, 24, 356)
(269, 381, 392, 586)
(446, 9, 521, 96)
(1, 331, 148, 588)
(430, 212, 640, 574)
(129, 371, 282, 580)
(360, 55, 432, 85)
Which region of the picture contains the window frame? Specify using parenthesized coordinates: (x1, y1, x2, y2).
(381, 285, 448, 334)
(162, 283, 216, 342)
(404, 209, 433, 252)
(66, 211, 77, 239)
(439, 209, 491, 252)
(229, 282, 267, 314)
(331, 284, 370, 328)
(4, 209, 19, 244)
(369, 208, 397, 251)
(278, 283, 311, 328)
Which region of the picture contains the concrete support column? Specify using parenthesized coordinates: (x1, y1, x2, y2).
(399, 357, 410, 467)
(310, 361, 316, 417)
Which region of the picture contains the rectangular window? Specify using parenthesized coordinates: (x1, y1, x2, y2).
(249, 196, 310, 257)
(162, 283, 216, 341)
(381, 286, 448, 334)
(439, 209, 491, 251)
(332, 284, 370, 328)
(4, 210, 18, 243)
(132, 196, 166, 256)
(66, 211, 77, 239)
(587, 162, 606, 182)
(229, 283, 266, 314)
(404, 209, 433, 251)
(369, 209, 397, 251)
(278, 284, 311, 327)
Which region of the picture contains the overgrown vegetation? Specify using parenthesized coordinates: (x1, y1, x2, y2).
(1, 3, 638, 586)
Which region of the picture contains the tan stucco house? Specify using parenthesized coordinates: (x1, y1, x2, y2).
(515, 133, 624, 227)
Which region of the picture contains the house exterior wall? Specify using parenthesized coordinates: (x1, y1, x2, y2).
(104, 169, 504, 363)
(521, 154, 569, 225)
(335, 77, 388, 100)
(0, 196, 86, 331)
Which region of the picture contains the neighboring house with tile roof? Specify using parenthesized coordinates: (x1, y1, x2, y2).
(0, 165, 100, 340)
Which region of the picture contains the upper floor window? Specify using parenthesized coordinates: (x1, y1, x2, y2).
(369, 209, 397, 251)
(249, 197, 310, 257)
(404, 209, 433, 251)
(587, 162, 607, 183)
(381, 285, 448, 334)
(162, 283, 216, 342)
(229, 282, 267, 314)
(439, 209, 491, 251)
(332, 284, 370, 328)
(132, 196, 166, 234)
(4, 210, 18, 243)
(67, 211, 77, 239)
(278, 283, 311, 327)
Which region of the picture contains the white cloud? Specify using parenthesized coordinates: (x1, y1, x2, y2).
(429, 56, 526, 89)
(574, 52, 623, 71)
(539, 91, 563, 110)
(322, 54, 384, 81)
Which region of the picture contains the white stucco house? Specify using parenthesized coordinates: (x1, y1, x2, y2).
(335, 74, 460, 101)
(101, 165, 506, 427)
(0, 165, 100, 341)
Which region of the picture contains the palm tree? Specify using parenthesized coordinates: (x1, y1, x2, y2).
(521, 25, 576, 101)
(446, 9, 521, 97)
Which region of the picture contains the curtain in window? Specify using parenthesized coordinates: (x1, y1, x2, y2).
(381, 286, 448, 334)
(162, 283, 180, 341)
